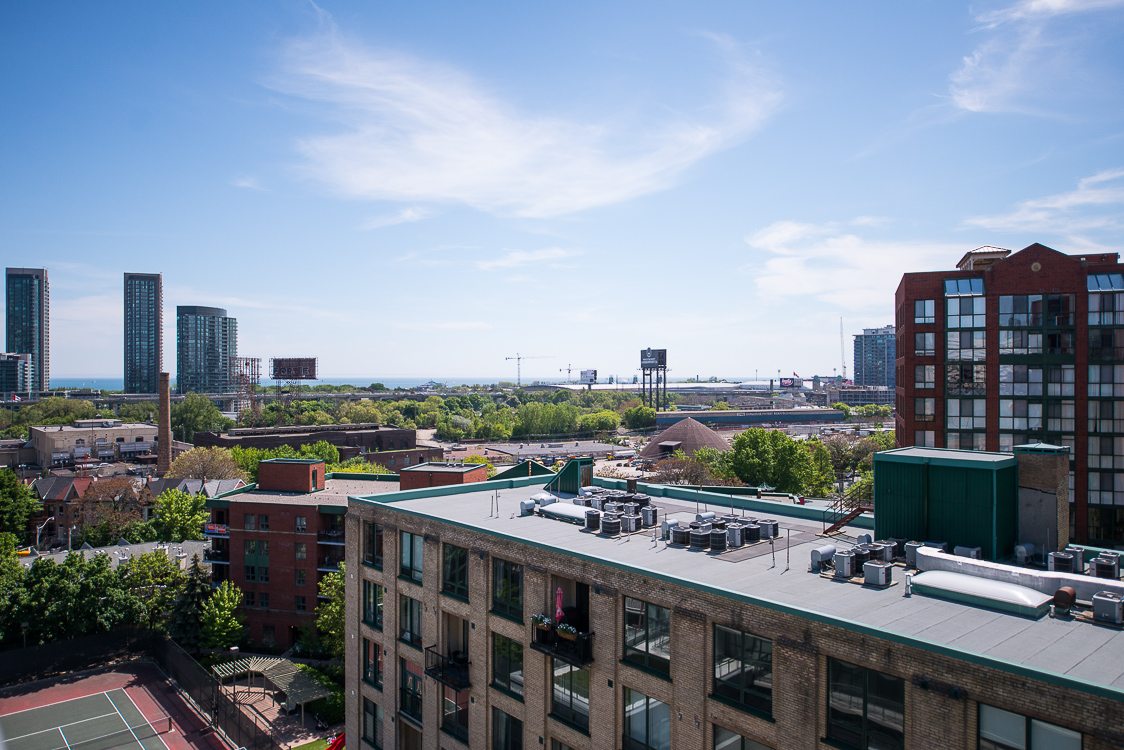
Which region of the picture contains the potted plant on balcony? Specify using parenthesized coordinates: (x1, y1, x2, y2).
(532, 613, 553, 630)
(556, 622, 578, 641)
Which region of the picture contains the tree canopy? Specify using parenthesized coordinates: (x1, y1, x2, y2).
(153, 488, 208, 542)
(0, 468, 40, 542)
(167, 447, 246, 481)
(316, 562, 345, 660)
(200, 579, 243, 649)
(172, 393, 233, 443)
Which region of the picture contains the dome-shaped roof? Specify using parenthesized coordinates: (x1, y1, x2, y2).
(639, 417, 729, 459)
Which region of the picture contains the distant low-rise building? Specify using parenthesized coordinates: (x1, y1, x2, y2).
(0, 352, 32, 399)
(28, 419, 158, 468)
(399, 462, 489, 490)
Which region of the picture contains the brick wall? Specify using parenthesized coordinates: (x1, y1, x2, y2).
(258, 460, 326, 493)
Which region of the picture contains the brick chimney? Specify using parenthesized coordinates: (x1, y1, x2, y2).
(158, 372, 172, 476)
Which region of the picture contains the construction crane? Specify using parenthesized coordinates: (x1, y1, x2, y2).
(505, 353, 551, 387)
(559, 364, 573, 382)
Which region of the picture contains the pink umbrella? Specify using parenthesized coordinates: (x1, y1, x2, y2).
(555, 586, 565, 623)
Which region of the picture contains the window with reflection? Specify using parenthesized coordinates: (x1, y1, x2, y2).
(979, 704, 1081, 750)
(712, 625, 772, 716)
(623, 598, 671, 675)
(622, 688, 670, 750)
(826, 658, 904, 750)
(551, 660, 590, 731)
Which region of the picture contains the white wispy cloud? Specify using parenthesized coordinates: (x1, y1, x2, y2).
(949, 0, 1123, 114)
(272, 24, 781, 218)
(964, 168, 1124, 242)
(360, 207, 431, 230)
(392, 320, 493, 332)
(744, 220, 962, 312)
(231, 175, 266, 191)
(475, 248, 580, 271)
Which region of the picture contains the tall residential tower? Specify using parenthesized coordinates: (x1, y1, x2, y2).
(853, 324, 896, 389)
(895, 242, 1124, 545)
(124, 272, 163, 394)
(5, 267, 49, 394)
(176, 305, 237, 394)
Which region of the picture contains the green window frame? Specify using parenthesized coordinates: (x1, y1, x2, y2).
(399, 595, 422, 648)
(491, 633, 524, 698)
(712, 624, 772, 717)
(492, 708, 523, 750)
(361, 698, 382, 750)
(550, 659, 590, 732)
(978, 704, 1082, 750)
(826, 658, 904, 750)
(622, 687, 670, 750)
(492, 558, 523, 621)
(364, 522, 384, 569)
(362, 637, 382, 688)
(400, 531, 423, 583)
(442, 543, 469, 601)
(623, 597, 670, 675)
(399, 658, 423, 723)
(362, 580, 383, 630)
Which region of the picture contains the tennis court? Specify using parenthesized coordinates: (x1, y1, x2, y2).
(0, 689, 170, 750)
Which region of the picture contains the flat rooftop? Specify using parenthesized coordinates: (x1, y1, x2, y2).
(401, 462, 486, 474)
(483, 441, 620, 459)
(878, 447, 1017, 465)
(29, 422, 155, 433)
(352, 481, 1124, 701)
(20, 540, 207, 569)
(218, 476, 399, 507)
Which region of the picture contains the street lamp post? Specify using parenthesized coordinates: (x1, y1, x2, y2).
(35, 516, 55, 550)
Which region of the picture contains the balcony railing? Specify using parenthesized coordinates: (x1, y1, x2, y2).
(424, 645, 471, 689)
(529, 627, 594, 666)
(203, 523, 230, 538)
(317, 529, 346, 545)
(317, 557, 343, 572)
(203, 548, 229, 564)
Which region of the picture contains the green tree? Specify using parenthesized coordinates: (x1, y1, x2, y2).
(118, 550, 186, 630)
(316, 562, 345, 659)
(327, 457, 391, 475)
(167, 446, 246, 481)
(576, 410, 620, 433)
(0, 468, 40, 542)
(172, 393, 232, 442)
(153, 489, 208, 542)
(200, 580, 243, 649)
(804, 440, 836, 497)
(0, 533, 26, 644)
(622, 405, 656, 429)
(461, 454, 496, 478)
(169, 555, 212, 652)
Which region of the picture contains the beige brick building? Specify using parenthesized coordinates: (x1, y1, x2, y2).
(344, 477, 1124, 750)
(29, 418, 157, 467)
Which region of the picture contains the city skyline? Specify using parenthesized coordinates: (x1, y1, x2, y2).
(2, 2, 1123, 380)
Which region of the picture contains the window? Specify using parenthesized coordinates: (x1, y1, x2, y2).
(258, 514, 269, 531)
(979, 704, 1081, 750)
(244, 591, 255, 607)
(947, 431, 987, 451)
(1046, 365, 1075, 397)
(946, 295, 986, 328)
(400, 531, 423, 583)
(914, 365, 935, 389)
(913, 299, 934, 324)
(947, 330, 986, 361)
(1088, 364, 1124, 398)
(944, 277, 984, 296)
(492, 633, 524, 698)
(622, 688, 670, 750)
(244, 539, 269, 563)
(400, 658, 423, 723)
(999, 400, 1043, 432)
(492, 708, 523, 750)
(914, 332, 935, 356)
(1046, 400, 1075, 433)
(1088, 290, 1124, 325)
(442, 544, 469, 600)
(1088, 272, 1124, 291)
(362, 637, 382, 688)
(295, 516, 307, 532)
(244, 513, 256, 531)
(826, 658, 904, 750)
(262, 624, 275, 646)
(551, 660, 590, 732)
(258, 592, 269, 609)
(914, 398, 935, 423)
(946, 364, 986, 396)
(295, 542, 307, 560)
(551, 741, 576, 750)
(713, 726, 770, 750)
(913, 430, 935, 448)
(1000, 329, 1043, 355)
(1088, 401, 1124, 436)
(295, 595, 306, 612)
(442, 685, 469, 742)
(245, 565, 258, 583)
(999, 365, 1043, 397)
(361, 698, 383, 750)
(492, 558, 523, 621)
(362, 580, 384, 629)
(947, 398, 986, 430)
(364, 522, 384, 568)
(399, 595, 423, 648)
(294, 569, 305, 587)
(713, 625, 772, 716)
(623, 597, 670, 675)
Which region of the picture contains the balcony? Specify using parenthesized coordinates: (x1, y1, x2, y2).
(424, 645, 471, 689)
(203, 522, 230, 538)
(529, 626, 594, 666)
(203, 548, 229, 564)
(317, 529, 346, 546)
(317, 555, 343, 573)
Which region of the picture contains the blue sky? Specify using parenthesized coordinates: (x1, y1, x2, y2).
(2, 1, 1123, 382)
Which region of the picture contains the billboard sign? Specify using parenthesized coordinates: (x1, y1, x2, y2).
(271, 357, 318, 380)
(779, 377, 799, 388)
(640, 348, 667, 368)
(579, 369, 597, 385)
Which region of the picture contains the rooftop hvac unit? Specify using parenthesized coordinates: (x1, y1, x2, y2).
(1093, 555, 1120, 579)
(870, 543, 894, 563)
(1048, 551, 1074, 573)
(584, 509, 601, 531)
(953, 546, 982, 560)
(590, 497, 604, 511)
(696, 522, 713, 534)
(670, 527, 691, 546)
(852, 546, 871, 568)
(834, 550, 855, 579)
(519, 500, 536, 517)
(696, 511, 717, 524)
(721, 514, 740, 525)
(923, 541, 949, 553)
(689, 530, 710, 550)
(600, 517, 621, 537)
(810, 545, 837, 573)
(640, 506, 658, 528)
(1092, 591, 1124, 625)
(1014, 543, 1036, 566)
(864, 561, 892, 587)
(888, 538, 907, 558)
(905, 541, 923, 568)
(633, 494, 650, 507)
(1065, 545, 1087, 574)
(710, 529, 727, 551)
(726, 524, 744, 548)
(604, 502, 619, 514)
(744, 524, 761, 543)
(533, 492, 556, 507)
(856, 533, 873, 545)
(621, 514, 640, 533)
(660, 518, 675, 540)
(760, 519, 780, 538)
(623, 502, 639, 515)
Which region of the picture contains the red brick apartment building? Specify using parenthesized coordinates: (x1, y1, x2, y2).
(398, 462, 489, 491)
(895, 242, 1124, 545)
(204, 458, 397, 649)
